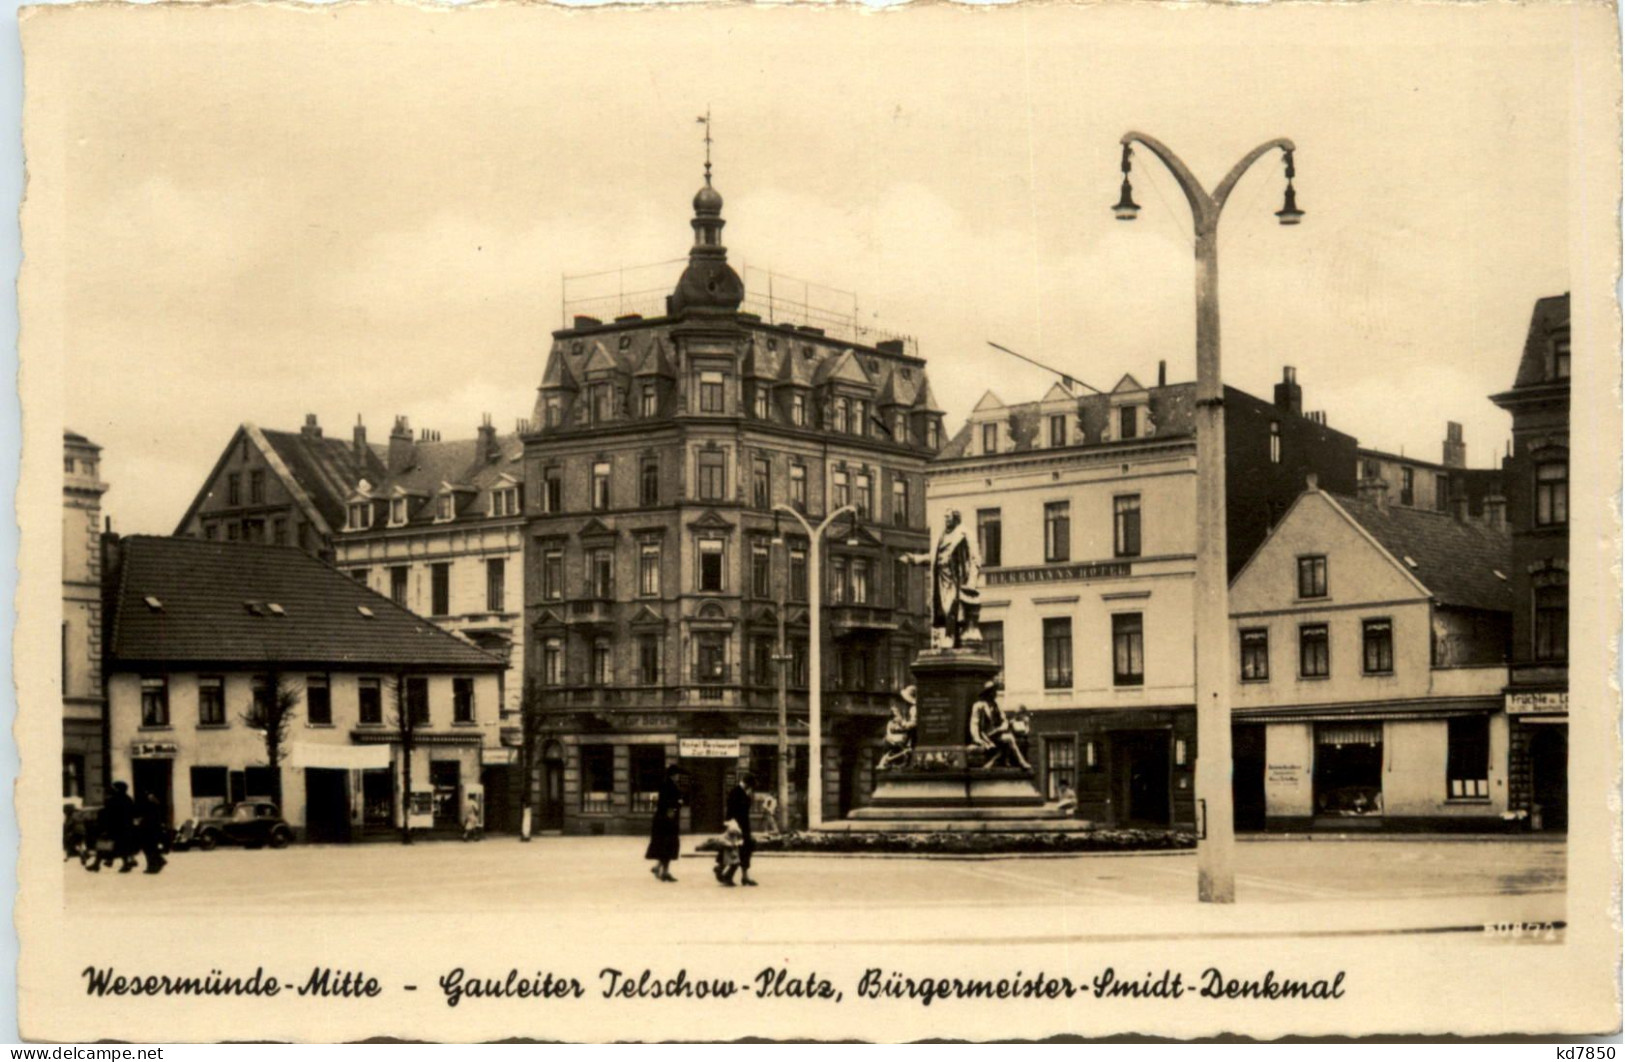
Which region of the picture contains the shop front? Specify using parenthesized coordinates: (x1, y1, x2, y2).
(1030, 708, 1196, 830)
(1506, 690, 1567, 832)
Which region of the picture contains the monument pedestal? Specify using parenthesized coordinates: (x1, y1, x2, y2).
(843, 647, 1085, 832)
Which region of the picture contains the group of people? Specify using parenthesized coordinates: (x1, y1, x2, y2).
(877, 681, 1033, 772)
(63, 780, 168, 875)
(644, 765, 760, 888)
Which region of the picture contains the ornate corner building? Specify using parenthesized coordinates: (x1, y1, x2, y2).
(522, 173, 943, 836)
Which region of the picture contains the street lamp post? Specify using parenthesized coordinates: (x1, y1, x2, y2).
(774, 501, 857, 830)
(1114, 131, 1301, 904)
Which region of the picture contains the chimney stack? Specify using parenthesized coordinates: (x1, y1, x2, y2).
(1157, 360, 1167, 387)
(1443, 421, 1466, 469)
(478, 413, 500, 463)
(353, 416, 368, 465)
(1452, 491, 1470, 523)
(301, 413, 322, 440)
(389, 415, 416, 474)
(1306, 472, 1319, 492)
(1274, 365, 1303, 416)
(1357, 475, 1389, 509)
(1484, 494, 1507, 530)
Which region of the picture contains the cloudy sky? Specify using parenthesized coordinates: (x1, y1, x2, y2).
(26, 2, 1601, 534)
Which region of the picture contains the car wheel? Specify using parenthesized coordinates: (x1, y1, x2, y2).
(196, 831, 218, 851)
(269, 828, 291, 849)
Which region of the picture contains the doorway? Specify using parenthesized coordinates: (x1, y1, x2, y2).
(1232, 724, 1267, 831)
(1314, 723, 1384, 821)
(361, 769, 393, 829)
(481, 766, 514, 834)
(1529, 725, 1568, 832)
(1111, 731, 1171, 826)
(684, 758, 730, 834)
(304, 768, 351, 844)
(539, 742, 565, 831)
(429, 761, 461, 829)
(131, 759, 173, 828)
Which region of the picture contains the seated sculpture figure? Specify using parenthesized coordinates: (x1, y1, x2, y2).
(877, 686, 918, 770)
(968, 683, 1031, 772)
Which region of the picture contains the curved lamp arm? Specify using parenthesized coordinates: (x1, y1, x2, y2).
(1121, 131, 1296, 232)
(1212, 137, 1296, 213)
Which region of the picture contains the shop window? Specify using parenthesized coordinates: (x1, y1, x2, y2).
(1362, 619, 1394, 674)
(1043, 618, 1073, 689)
(580, 746, 615, 813)
(631, 746, 664, 813)
(1112, 613, 1144, 686)
(190, 766, 228, 802)
(140, 677, 169, 727)
(358, 678, 382, 725)
(1239, 629, 1269, 682)
(1297, 555, 1327, 599)
(1299, 624, 1330, 678)
(1045, 736, 1076, 800)
(244, 767, 278, 799)
(1446, 716, 1489, 799)
(306, 675, 332, 726)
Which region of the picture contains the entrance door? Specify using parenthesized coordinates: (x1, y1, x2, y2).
(361, 769, 393, 829)
(429, 761, 461, 829)
(1112, 731, 1171, 826)
(131, 759, 173, 828)
(1530, 725, 1568, 832)
(1232, 725, 1267, 831)
(481, 766, 513, 834)
(539, 742, 565, 831)
(684, 759, 730, 834)
(304, 768, 351, 844)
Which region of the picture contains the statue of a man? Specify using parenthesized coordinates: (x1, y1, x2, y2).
(904, 509, 983, 649)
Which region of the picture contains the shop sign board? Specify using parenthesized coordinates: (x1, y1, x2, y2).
(1506, 691, 1568, 716)
(679, 738, 740, 759)
(130, 741, 178, 758)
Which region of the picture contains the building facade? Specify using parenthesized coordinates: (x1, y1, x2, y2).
(926, 367, 1357, 828)
(1490, 293, 1570, 831)
(1228, 484, 1513, 831)
(522, 173, 942, 836)
(1357, 420, 1504, 524)
(104, 536, 505, 840)
(63, 430, 108, 805)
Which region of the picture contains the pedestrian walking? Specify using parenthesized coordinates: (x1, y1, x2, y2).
(715, 772, 757, 887)
(102, 781, 138, 874)
(136, 793, 167, 875)
(645, 764, 685, 883)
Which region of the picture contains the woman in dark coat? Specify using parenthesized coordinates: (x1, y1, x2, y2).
(645, 765, 685, 883)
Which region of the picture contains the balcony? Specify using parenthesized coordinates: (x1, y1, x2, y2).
(567, 597, 616, 627)
(827, 603, 898, 636)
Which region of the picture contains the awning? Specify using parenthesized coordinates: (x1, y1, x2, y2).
(1316, 723, 1383, 746)
(287, 742, 393, 770)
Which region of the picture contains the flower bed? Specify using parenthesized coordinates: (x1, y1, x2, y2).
(697, 828, 1195, 856)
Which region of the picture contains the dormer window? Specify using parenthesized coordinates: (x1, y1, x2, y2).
(981, 423, 999, 455)
(390, 497, 409, 526)
(754, 389, 770, 420)
(1119, 406, 1139, 440)
(1049, 415, 1067, 448)
(435, 494, 455, 522)
(791, 394, 806, 427)
(893, 412, 907, 442)
(641, 383, 658, 418)
(490, 485, 521, 517)
(546, 398, 563, 428)
(853, 400, 869, 436)
(926, 420, 940, 450)
(834, 397, 850, 434)
(1552, 331, 1570, 380)
(347, 501, 372, 531)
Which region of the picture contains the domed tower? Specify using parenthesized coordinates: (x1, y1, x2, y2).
(669, 161, 745, 316)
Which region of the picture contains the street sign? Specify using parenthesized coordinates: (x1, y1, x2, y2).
(679, 738, 739, 759)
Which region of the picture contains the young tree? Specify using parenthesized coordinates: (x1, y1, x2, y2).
(391, 673, 418, 845)
(244, 662, 300, 808)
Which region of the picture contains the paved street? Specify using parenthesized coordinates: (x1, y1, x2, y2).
(65, 836, 1565, 945)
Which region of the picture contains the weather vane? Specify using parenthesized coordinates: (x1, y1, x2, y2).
(697, 108, 713, 183)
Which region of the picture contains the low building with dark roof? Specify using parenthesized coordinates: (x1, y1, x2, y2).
(1228, 480, 1513, 832)
(105, 535, 505, 842)
(1356, 420, 1505, 523)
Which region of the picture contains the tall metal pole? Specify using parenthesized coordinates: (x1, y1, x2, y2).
(774, 537, 790, 833)
(1118, 131, 1297, 904)
(774, 502, 855, 830)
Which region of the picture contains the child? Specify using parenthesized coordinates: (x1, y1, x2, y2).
(712, 819, 743, 886)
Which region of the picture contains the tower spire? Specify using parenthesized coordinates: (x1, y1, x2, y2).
(670, 110, 743, 315)
(698, 108, 713, 185)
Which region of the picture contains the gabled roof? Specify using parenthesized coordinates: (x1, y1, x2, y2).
(540, 347, 581, 392)
(876, 366, 919, 408)
(108, 536, 504, 670)
(1510, 292, 1571, 390)
(775, 347, 814, 387)
(634, 337, 677, 378)
(743, 337, 780, 381)
(1328, 493, 1513, 612)
(361, 432, 524, 528)
(911, 377, 944, 414)
(971, 391, 1007, 414)
(1111, 373, 1147, 394)
(583, 341, 622, 376)
(813, 348, 874, 388)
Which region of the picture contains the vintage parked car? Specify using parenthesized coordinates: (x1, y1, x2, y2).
(174, 801, 294, 850)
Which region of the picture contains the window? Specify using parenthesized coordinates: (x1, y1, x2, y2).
(631, 746, 665, 813)
(1297, 555, 1327, 599)
(1535, 460, 1567, 527)
(830, 557, 847, 604)
(64, 456, 74, 475)
(892, 477, 910, 527)
(589, 384, 612, 424)
(1362, 619, 1394, 674)
(854, 400, 869, 437)
(754, 389, 771, 420)
(1112, 613, 1144, 686)
(436, 494, 455, 522)
(545, 398, 563, 428)
(1446, 716, 1490, 799)
(1113, 495, 1141, 558)
(494, 485, 523, 517)
(272, 518, 287, 545)
(1120, 406, 1138, 440)
(389, 497, 410, 526)
(926, 420, 940, 450)
(1269, 422, 1281, 464)
(581, 746, 614, 813)
(893, 412, 908, 443)
(592, 461, 611, 511)
(189, 766, 227, 803)
(977, 509, 1002, 568)
(790, 464, 807, 512)
(981, 423, 999, 455)
(752, 542, 771, 598)
(752, 456, 771, 509)
(405, 677, 430, 726)
(248, 676, 271, 728)
(835, 398, 850, 434)
(296, 675, 329, 726)
(1045, 736, 1076, 800)
(639, 543, 661, 597)
(789, 548, 807, 601)
(542, 638, 563, 686)
(1049, 415, 1067, 448)
(591, 640, 612, 686)
(791, 393, 806, 427)
(790, 639, 809, 687)
(542, 467, 562, 513)
(431, 563, 450, 616)
(227, 522, 240, 542)
(1534, 584, 1567, 662)
(854, 472, 872, 518)
(832, 468, 850, 510)
(699, 539, 725, 592)
(481, 561, 500, 610)
(1044, 502, 1070, 563)
(983, 621, 1004, 668)
(227, 473, 241, 506)
(699, 451, 726, 502)
(542, 550, 564, 601)
(358, 678, 382, 725)
(699, 370, 725, 413)
(751, 636, 774, 685)
(1299, 624, 1330, 678)
(1400, 467, 1415, 507)
(696, 636, 727, 681)
(589, 548, 614, 599)
(1240, 629, 1269, 681)
(636, 634, 661, 685)
(198, 676, 225, 725)
(893, 556, 910, 610)
(205, 523, 219, 540)
(1043, 618, 1073, 688)
(850, 559, 870, 604)
(641, 383, 658, 418)
(1435, 474, 1451, 513)
(640, 458, 659, 507)
(1552, 331, 1571, 380)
